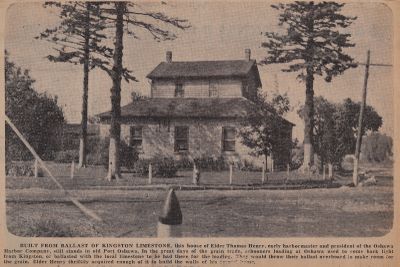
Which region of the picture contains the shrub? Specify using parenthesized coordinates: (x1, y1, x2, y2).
(132, 157, 177, 178)
(194, 156, 228, 171)
(25, 219, 74, 237)
(120, 141, 139, 170)
(131, 158, 152, 176)
(175, 156, 194, 170)
(290, 146, 303, 170)
(6, 161, 35, 177)
(54, 149, 79, 163)
(86, 137, 138, 169)
(86, 137, 109, 167)
(239, 159, 262, 172)
(153, 157, 178, 178)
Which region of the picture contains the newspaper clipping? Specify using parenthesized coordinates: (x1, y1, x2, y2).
(1, 0, 399, 266)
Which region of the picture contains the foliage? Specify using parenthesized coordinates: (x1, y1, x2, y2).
(261, 2, 357, 166)
(290, 145, 304, 170)
(153, 157, 178, 178)
(5, 52, 65, 161)
(298, 97, 383, 166)
(174, 156, 194, 170)
(54, 150, 79, 163)
(86, 137, 138, 168)
(193, 156, 229, 171)
(261, 2, 357, 82)
(86, 137, 109, 167)
(335, 98, 382, 152)
(239, 92, 293, 165)
(131, 91, 149, 102)
(132, 157, 178, 178)
(361, 132, 393, 163)
(239, 159, 262, 172)
(6, 161, 34, 177)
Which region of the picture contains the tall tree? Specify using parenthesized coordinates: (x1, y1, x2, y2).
(36, 2, 112, 168)
(261, 2, 357, 171)
(298, 97, 382, 169)
(5, 51, 65, 161)
(96, 2, 190, 180)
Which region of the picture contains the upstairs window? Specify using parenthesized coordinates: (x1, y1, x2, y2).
(175, 126, 189, 152)
(209, 81, 218, 97)
(222, 127, 236, 152)
(130, 126, 143, 149)
(175, 83, 184, 97)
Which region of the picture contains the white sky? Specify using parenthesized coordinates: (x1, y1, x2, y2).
(4, 1, 394, 140)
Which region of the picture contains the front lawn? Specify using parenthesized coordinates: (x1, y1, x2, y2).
(6, 178, 393, 237)
(5, 162, 393, 237)
(6, 162, 333, 190)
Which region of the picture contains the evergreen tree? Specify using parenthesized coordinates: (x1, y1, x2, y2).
(261, 2, 357, 170)
(36, 2, 116, 168)
(97, 2, 190, 180)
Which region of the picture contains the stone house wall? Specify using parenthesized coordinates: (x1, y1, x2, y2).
(98, 117, 265, 167)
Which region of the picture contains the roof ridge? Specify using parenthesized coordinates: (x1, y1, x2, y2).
(161, 59, 256, 63)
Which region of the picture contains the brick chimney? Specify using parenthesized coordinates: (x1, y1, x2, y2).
(245, 49, 251, 61)
(166, 51, 172, 63)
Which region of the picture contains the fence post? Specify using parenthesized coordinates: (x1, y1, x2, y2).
(34, 158, 39, 178)
(322, 164, 326, 180)
(261, 163, 265, 184)
(193, 164, 200, 185)
(328, 163, 333, 179)
(70, 161, 75, 179)
(229, 164, 233, 185)
(148, 163, 152, 184)
(157, 188, 182, 237)
(287, 164, 290, 177)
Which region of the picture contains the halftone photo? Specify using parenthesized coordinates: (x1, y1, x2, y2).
(4, 1, 393, 238)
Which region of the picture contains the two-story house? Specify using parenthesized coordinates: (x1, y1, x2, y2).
(97, 49, 293, 168)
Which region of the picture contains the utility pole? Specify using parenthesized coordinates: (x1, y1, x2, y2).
(353, 50, 370, 186)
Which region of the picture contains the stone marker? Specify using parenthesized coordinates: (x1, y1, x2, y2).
(157, 188, 182, 237)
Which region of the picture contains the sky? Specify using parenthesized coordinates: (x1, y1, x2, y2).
(4, 1, 394, 140)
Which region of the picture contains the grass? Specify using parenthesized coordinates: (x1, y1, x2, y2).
(7, 178, 393, 237)
(6, 161, 393, 237)
(6, 162, 334, 190)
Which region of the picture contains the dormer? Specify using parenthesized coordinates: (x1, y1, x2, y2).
(146, 49, 262, 101)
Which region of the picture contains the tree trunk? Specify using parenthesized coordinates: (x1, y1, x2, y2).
(303, 67, 314, 171)
(106, 2, 125, 181)
(78, 2, 91, 169)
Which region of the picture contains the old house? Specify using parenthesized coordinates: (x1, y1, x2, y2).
(97, 49, 293, 169)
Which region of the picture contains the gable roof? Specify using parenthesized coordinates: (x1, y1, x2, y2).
(96, 97, 294, 126)
(147, 60, 262, 87)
